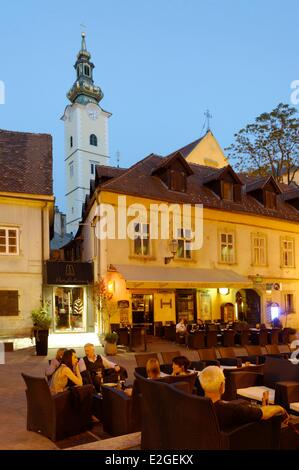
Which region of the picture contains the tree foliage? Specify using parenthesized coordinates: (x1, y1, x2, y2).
(93, 278, 117, 334)
(225, 103, 299, 184)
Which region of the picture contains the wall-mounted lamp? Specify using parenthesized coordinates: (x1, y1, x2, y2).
(218, 288, 230, 296)
(266, 283, 273, 295)
(107, 280, 115, 294)
(164, 239, 179, 265)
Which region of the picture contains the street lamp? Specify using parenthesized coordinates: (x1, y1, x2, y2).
(164, 239, 179, 265)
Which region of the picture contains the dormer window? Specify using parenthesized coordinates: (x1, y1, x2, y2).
(264, 191, 277, 209)
(151, 151, 193, 194)
(246, 176, 281, 209)
(203, 166, 243, 203)
(222, 181, 234, 201)
(170, 170, 186, 192)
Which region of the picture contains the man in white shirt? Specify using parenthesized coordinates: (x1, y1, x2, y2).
(176, 318, 187, 334)
(79, 343, 121, 391)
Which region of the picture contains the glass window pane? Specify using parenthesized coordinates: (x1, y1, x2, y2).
(142, 239, 149, 255)
(134, 237, 141, 254)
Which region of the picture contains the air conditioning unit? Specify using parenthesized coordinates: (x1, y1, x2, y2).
(273, 282, 282, 291)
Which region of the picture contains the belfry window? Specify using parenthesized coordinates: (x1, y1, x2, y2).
(90, 134, 97, 146)
(84, 65, 90, 77)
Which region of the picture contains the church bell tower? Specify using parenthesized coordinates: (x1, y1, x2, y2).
(62, 33, 111, 235)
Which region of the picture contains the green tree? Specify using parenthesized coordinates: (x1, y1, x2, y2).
(225, 103, 299, 184)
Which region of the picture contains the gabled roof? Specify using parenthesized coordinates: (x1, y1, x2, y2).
(167, 137, 204, 159)
(202, 165, 243, 185)
(0, 129, 53, 196)
(151, 151, 194, 176)
(281, 187, 299, 202)
(245, 175, 282, 194)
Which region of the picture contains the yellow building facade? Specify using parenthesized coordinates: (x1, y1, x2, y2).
(80, 188, 299, 332)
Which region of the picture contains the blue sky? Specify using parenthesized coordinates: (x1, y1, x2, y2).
(0, 0, 298, 210)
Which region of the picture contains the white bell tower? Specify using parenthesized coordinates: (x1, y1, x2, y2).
(62, 33, 111, 235)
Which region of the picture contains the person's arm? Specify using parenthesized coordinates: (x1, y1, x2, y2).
(260, 405, 287, 420)
(78, 357, 86, 372)
(45, 358, 59, 377)
(64, 364, 83, 387)
(101, 355, 120, 372)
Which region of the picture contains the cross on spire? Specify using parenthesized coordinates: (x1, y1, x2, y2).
(204, 109, 212, 132)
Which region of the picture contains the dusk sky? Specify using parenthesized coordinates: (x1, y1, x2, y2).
(0, 0, 298, 211)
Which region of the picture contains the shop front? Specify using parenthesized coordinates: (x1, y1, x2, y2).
(108, 264, 252, 328)
(44, 261, 94, 335)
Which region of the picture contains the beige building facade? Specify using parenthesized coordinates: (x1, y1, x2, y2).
(0, 130, 54, 337)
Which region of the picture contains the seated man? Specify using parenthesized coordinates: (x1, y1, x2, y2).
(176, 318, 187, 335)
(199, 365, 288, 431)
(78, 343, 122, 392)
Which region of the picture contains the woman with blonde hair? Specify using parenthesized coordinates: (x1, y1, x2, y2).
(146, 358, 161, 379)
(45, 348, 66, 379)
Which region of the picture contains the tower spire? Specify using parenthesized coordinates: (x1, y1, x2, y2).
(81, 31, 87, 51)
(67, 33, 103, 105)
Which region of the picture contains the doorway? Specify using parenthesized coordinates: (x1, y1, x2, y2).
(131, 294, 154, 334)
(175, 290, 196, 323)
(236, 289, 261, 326)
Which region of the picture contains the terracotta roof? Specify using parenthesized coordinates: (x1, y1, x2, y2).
(245, 175, 281, 194)
(166, 136, 203, 159)
(202, 165, 243, 185)
(0, 129, 53, 196)
(95, 165, 126, 179)
(97, 155, 299, 223)
(151, 151, 194, 176)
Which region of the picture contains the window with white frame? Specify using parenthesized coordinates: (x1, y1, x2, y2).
(252, 234, 267, 266)
(281, 238, 295, 267)
(134, 223, 150, 256)
(219, 232, 235, 263)
(176, 228, 192, 259)
(0, 227, 19, 255)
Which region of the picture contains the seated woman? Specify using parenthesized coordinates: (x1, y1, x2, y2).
(172, 356, 191, 376)
(50, 349, 83, 394)
(45, 348, 66, 380)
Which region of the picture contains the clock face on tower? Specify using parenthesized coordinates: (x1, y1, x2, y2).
(87, 110, 99, 120)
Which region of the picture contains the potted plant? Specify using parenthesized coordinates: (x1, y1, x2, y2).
(104, 332, 118, 356)
(31, 302, 52, 356)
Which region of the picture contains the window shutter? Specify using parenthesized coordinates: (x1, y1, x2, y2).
(233, 184, 242, 202)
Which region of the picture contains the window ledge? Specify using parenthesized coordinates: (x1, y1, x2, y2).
(173, 257, 196, 264)
(129, 255, 156, 261)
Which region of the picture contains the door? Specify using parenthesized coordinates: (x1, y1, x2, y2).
(132, 294, 154, 334)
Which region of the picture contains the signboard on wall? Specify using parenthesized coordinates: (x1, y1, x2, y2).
(45, 261, 93, 285)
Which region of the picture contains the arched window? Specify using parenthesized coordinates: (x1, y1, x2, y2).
(90, 134, 97, 146)
(84, 65, 90, 77)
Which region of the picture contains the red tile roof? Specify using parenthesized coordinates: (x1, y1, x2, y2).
(97, 154, 299, 223)
(0, 129, 53, 196)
